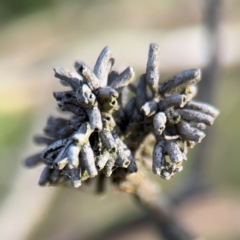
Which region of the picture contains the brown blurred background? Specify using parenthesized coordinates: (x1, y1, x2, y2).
(0, 0, 240, 239)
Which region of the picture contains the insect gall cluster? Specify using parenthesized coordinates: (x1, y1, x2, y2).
(25, 43, 219, 191)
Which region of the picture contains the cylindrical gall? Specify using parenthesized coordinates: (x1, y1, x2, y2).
(85, 106, 103, 132)
(67, 144, 81, 169)
(81, 142, 98, 178)
(70, 168, 81, 188)
(153, 112, 167, 135)
(53, 91, 78, 105)
(54, 67, 82, 90)
(95, 87, 118, 112)
(93, 46, 112, 87)
(184, 101, 220, 118)
(49, 169, 60, 184)
(110, 66, 135, 91)
(75, 61, 100, 90)
(41, 139, 68, 160)
(141, 100, 158, 117)
(100, 130, 116, 153)
(164, 140, 184, 164)
(136, 74, 147, 108)
(76, 84, 96, 108)
(53, 143, 70, 170)
(103, 158, 115, 177)
(158, 94, 187, 111)
(59, 103, 84, 116)
(38, 167, 51, 186)
(159, 69, 201, 95)
(25, 153, 42, 167)
(177, 121, 205, 143)
(96, 151, 113, 170)
(146, 43, 160, 95)
(152, 140, 165, 175)
(177, 109, 215, 125)
(115, 151, 130, 168)
(72, 122, 93, 146)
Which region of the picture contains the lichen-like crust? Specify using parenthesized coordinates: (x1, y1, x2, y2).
(25, 44, 219, 190)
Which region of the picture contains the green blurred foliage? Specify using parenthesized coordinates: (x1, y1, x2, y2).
(0, 0, 53, 21)
(210, 68, 240, 186)
(0, 111, 33, 199)
(0, 112, 31, 149)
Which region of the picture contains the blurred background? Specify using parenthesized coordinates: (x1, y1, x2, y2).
(0, 0, 240, 239)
